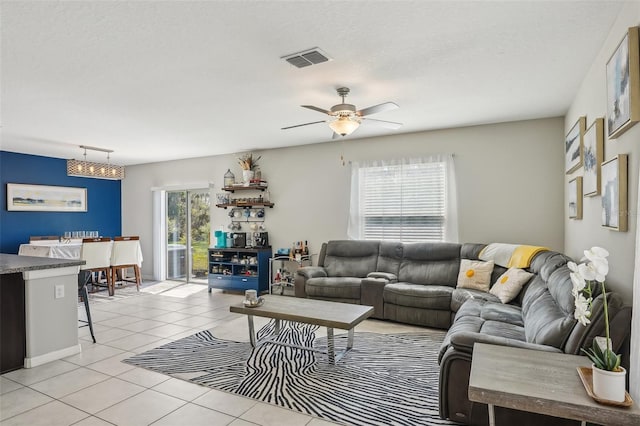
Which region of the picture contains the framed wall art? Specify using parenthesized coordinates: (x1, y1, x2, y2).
(568, 177, 583, 219)
(601, 154, 628, 231)
(6, 183, 87, 212)
(606, 26, 640, 139)
(583, 118, 604, 196)
(565, 116, 586, 174)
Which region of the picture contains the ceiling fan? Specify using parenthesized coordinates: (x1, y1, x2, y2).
(282, 87, 402, 137)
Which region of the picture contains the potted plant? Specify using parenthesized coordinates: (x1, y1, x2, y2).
(238, 153, 261, 185)
(568, 246, 626, 402)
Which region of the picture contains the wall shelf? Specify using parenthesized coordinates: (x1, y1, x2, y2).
(216, 202, 274, 209)
(222, 185, 268, 193)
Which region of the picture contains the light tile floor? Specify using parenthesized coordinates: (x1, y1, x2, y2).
(0, 283, 424, 426)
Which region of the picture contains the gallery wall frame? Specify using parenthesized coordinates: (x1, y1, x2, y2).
(601, 154, 628, 231)
(606, 26, 640, 139)
(583, 118, 604, 196)
(565, 116, 586, 174)
(6, 183, 87, 212)
(568, 177, 583, 219)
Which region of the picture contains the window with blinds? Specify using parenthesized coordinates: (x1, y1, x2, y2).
(358, 161, 446, 242)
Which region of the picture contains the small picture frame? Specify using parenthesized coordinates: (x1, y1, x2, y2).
(583, 118, 604, 196)
(606, 27, 640, 139)
(568, 177, 582, 220)
(601, 154, 628, 231)
(565, 116, 586, 174)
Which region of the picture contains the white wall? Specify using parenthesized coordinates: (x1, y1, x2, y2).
(564, 2, 639, 400)
(122, 116, 564, 281)
(565, 3, 640, 301)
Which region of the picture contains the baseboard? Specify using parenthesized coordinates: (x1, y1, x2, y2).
(24, 343, 81, 368)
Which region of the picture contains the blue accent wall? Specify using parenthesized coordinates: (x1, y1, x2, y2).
(0, 151, 121, 254)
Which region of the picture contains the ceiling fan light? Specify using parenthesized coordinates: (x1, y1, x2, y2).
(328, 116, 360, 136)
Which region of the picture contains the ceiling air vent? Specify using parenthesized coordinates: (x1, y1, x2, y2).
(282, 47, 332, 68)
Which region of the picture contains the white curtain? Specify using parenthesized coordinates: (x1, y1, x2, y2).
(151, 190, 167, 281)
(347, 154, 458, 242)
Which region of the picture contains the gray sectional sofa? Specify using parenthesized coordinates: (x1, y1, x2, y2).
(294, 240, 632, 426)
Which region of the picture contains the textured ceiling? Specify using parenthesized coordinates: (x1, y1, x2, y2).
(0, 1, 626, 166)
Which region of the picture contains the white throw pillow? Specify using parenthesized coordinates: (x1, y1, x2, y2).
(456, 259, 494, 292)
(490, 268, 534, 303)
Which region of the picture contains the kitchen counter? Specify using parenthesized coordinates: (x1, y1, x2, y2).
(0, 253, 85, 373)
(0, 253, 84, 274)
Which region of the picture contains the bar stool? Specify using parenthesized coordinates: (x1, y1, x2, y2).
(78, 237, 112, 342)
(78, 271, 96, 343)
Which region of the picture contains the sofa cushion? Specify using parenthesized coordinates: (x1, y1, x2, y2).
(490, 268, 534, 303)
(453, 297, 486, 319)
(306, 277, 361, 300)
(480, 302, 524, 327)
(323, 240, 380, 278)
(376, 241, 403, 276)
(450, 288, 500, 312)
(398, 242, 461, 286)
(456, 259, 494, 291)
(383, 282, 453, 310)
(522, 266, 576, 347)
(479, 320, 526, 342)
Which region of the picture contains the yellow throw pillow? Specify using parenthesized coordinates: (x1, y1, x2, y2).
(456, 259, 494, 292)
(490, 267, 534, 303)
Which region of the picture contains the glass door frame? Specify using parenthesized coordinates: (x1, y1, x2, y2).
(165, 188, 210, 283)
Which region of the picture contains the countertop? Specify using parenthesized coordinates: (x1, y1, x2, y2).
(0, 253, 84, 275)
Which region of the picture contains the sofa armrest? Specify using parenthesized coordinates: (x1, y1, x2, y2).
(294, 266, 328, 298)
(361, 278, 387, 319)
(450, 331, 563, 355)
(366, 271, 398, 282)
(297, 266, 327, 280)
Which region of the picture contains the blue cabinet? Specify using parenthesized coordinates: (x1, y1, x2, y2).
(208, 248, 271, 294)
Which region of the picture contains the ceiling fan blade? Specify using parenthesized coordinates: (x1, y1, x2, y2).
(281, 120, 326, 130)
(362, 117, 403, 130)
(301, 105, 331, 115)
(356, 102, 399, 117)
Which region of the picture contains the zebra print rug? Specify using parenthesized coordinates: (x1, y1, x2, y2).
(123, 321, 459, 426)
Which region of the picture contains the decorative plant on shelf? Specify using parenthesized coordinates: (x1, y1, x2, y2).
(568, 246, 621, 371)
(238, 153, 261, 171)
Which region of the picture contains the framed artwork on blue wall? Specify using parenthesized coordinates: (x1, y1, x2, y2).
(6, 183, 87, 212)
(606, 27, 640, 139)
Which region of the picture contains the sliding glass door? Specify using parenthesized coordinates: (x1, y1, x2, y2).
(166, 189, 210, 284)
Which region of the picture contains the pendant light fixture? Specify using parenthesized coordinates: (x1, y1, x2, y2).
(67, 145, 125, 180)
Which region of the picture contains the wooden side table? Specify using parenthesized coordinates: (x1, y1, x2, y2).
(468, 343, 640, 426)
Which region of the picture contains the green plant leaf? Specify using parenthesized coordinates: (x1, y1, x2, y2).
(581, 341, 622, 371)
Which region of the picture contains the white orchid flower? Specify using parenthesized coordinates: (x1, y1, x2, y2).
(577, 262, 596, 281)
(574, 293, 592, 326)
(583, 247, 609, 282)
(570, 272, 585, 293)
(567, 261, 578, 272)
